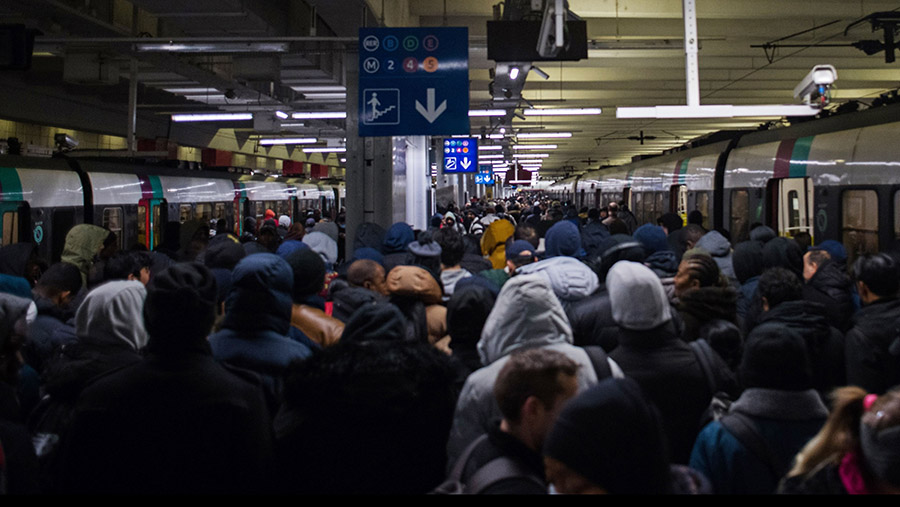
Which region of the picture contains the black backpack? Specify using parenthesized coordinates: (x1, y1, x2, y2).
(431, 434, 544, 494)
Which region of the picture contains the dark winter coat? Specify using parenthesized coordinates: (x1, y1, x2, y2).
(677, 286, 739, 342)
(609, 323, 735, 465)
(757, 300, 845, 397)
(803, 260, 855, 332)
(580, 220, 610, 259)
(455, 423, 547, 494)
(844, 297, 900, 394)
(23, 296, 76, 374)
(565, 285, 619, 352)
(56, 344, 274, 494)
(690, 388, 828, 494)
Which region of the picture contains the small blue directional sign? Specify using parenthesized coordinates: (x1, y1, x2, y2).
(359, 27, 469, 137)
(475, 166, 494, 185)
(442, 137, 478, 174)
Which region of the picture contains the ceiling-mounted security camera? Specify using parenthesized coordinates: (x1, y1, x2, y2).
(793, 65, 837, 106)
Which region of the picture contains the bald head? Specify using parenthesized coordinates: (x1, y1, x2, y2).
(347, 259, 388, 296)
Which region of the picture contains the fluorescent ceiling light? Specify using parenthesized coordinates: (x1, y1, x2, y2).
(340, 158, 347, 163)
(303, 147, 347, 153)
(468, 109, 506, 117)
(292, 111, 347, 120)
(162, 87, 218, 94)
(509, 67, 520, 80)
(513, 153, 549, 158)
(513, 144, 557, 150)
(137, 42, 289, 53)
(478, 154, 504, 159)
(258, 137, 317, 145)
(487, 134, 504, 139)
(171, 113, 253, 122)
(289, 85, 347, 93)
(302, 93, 347, 100)
(275, 111, 289, 119)
(524, 108, 602, 116)
(280, 122, 306, 127)
(479, 145, 502, 151)
(615, 104, 821, 119)
(517, 132, 572, 139)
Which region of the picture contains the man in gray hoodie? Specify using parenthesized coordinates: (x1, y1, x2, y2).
(445, 273, 622, 469)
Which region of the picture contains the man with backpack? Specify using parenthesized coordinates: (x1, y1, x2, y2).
(437, 349, 578, 494)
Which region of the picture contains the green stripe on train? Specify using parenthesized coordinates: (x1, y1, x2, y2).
(0, 167, 23, 200)
(789, 136, 814, 178)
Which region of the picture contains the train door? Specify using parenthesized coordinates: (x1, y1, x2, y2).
(670, 184, 688, 224)
(137, 198, 166, 250)
(234, 197, 249, 235)
(0, 201, 29, 246)
(775, 178, 814, 239)
(622, 188, 632, 210)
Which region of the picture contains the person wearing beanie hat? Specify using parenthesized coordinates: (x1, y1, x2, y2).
(406, 232, 444, 286)
(607, 261, 735, 465)
(57, 262, 274, 494)
(24, 262, 83, 373)
(689, 323, 828, 494)
(340, 301, 407, 344)
(446, 273, 618, 470)
(209, 253, 312, 407)
(544, 220, 584, 259)
(634, 224, 679, 302)
(543, 377, 688, 494)
(285, 248, 344, 349)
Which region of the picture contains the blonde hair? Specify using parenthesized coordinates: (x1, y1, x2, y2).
(788, 386, 866, 478)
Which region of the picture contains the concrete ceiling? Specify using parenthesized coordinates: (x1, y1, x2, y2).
(0, 0, 898, 177)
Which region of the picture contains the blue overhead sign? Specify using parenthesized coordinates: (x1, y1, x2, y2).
(475, 172, 494, 185)
(358, 27, 470, 137)
(443, 137, 478, 173)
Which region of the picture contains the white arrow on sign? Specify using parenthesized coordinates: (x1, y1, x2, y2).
(415, 88, 447, 123)
(460, 158, 472, 170)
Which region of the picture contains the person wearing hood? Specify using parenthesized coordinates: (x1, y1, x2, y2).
(386, 265, 449, 352)
(406, 232, 444, 286)
(580, 209, 610, 260)
(802, 243, 854, 332)
(695, 230, 738, 288)
(480, 218, 515, 271)
(311, 220, 339, 244)
(60, 224, 115, 288)
(544, 377, 711, 495)
(674, 251, 740, 343)
(284, 248, 344, 349)
(690, 323, 829, 494)
(302, 231, 339, 292)
(240, 216, 258, 244)
(382, 222, 416, 273)
(749, 225, 777, 244)
(544, 220, 585, 259)
(567, 235, 646, 352)
(209, 253, 311, 408)
(445, 273, 620, 469)
(755, 267, 845, 399)
(446, 282, 497, 379)
(277, 215, 291, 238)
(634, 224, 679, 303)
(515, 251, 599, 312)
(56, 263, 274, 494)
(442, 211, 466, 235)
(732, 240, 765, 319)
(607, 261, 735, 465)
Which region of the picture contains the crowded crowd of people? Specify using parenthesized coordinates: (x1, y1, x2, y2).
(1, 196, 900, 495)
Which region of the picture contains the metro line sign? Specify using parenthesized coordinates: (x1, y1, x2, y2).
(358, 27, 470, 137)
(442, 137, 478, 174)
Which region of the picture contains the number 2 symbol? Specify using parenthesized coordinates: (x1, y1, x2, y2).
(387, 60, 395, 70)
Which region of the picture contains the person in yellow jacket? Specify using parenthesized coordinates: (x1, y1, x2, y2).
(480, 219, 515, 270)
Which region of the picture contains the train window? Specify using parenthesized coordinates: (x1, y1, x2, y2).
(254, 201, 264, 220)
(137, 206, 145, 246)
(787, 190, 801, 230)
(2, 211, 18, 245)
(730, 190, 750, 243)
(696, 192, 710, 230)
(102, 207, 124, 250)
(642, 192, 655, 224)
(195, 203, 212, 221)
(179, 204, 193, 223)
(655, 192, 665, 221)
(842, 190, 879, 264)
(214, 203, 226, 220)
